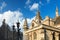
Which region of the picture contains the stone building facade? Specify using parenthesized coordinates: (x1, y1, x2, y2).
(23, 7, 60, 40)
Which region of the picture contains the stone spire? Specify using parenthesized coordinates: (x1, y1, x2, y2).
(23, 18, 28, 31)
(35, 10, 42, 24)
(56, 6, 59, 17)
(35, 11, 41, 19)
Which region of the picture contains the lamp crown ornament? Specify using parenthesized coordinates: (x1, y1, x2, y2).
(12, 24, 15, 28)
(16, 20, 20, 28)
(3, 19, 6, 24)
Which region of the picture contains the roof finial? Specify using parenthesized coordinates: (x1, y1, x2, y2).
(35, 10, 42, 20)
(23, 18, 27, 26)
(56, 6, 59, 17)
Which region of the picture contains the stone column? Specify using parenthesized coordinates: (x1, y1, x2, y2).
(23, 33, 29, 40)
(32, 32, 33, 40)
(52, 32, 55, 40)
(59, 33, 60, 40)
(44, 28, 46, 40)
(55, 32, 59, 40)
(49, 31, 53, 40)
(29, 33, 32, 40)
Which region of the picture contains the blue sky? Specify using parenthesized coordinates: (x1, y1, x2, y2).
(0, 0, 60, 19)
(0, 0, 60, 29)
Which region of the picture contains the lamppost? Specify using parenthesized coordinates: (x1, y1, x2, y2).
(12, 25, 15, 40)
(16, 21, 20, 40)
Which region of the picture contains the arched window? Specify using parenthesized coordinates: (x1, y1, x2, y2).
(32, 23, 34, 27)
(34, 32, 37, 40)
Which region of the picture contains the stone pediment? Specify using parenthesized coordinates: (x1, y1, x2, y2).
(42, 17, 54, 26)
(42, 24, 60, 33)
(25, 24, 60, 33)
(29, 20, 39, 29)
(32, 20, 37, 24)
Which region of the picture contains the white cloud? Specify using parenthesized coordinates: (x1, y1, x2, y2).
(39, 1, 42, 5)
(24, 0, 31, 9)
(47, 0, 50, 3)
(0, 2, 7, 11)
(27, 16, 35, 26)
(30, 3, 39, 11)
(39, 1, 44, 6)
(26, 0, 30, 5)
(0, 10, 35, 31)
(0, 10, 24, 31)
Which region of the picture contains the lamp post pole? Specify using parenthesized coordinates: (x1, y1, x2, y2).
(16, 21, 20, 40)
(12, 25, 15, 40)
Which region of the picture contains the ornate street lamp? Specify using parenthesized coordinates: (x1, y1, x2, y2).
(16, 21, 20, 40)
(12, 25, 15, 40)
